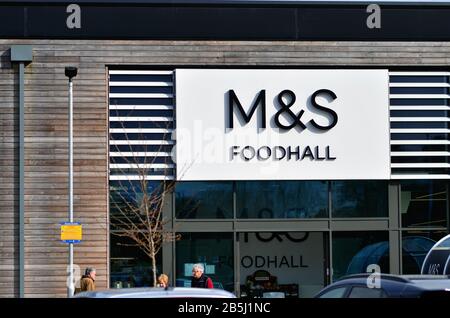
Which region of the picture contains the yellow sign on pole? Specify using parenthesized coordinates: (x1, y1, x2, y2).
(60, 222, 82, 243)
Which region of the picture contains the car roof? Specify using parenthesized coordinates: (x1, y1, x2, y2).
(337, 273, 408, 282)
(339, 273, 450, 283)
(315, 274, 450, 298)
(327, 274, 450, 291)
(73, 287, 236, 298)
(403, 275, 450, 291)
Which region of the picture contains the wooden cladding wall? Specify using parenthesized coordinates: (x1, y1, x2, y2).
(0, 40, 110, 298)
(1, 39, 450, 297)
(0, 62, 18, 298)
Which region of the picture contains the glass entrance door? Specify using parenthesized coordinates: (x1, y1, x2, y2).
(237, 231, 328, 298)
(175, 232, 235, 291)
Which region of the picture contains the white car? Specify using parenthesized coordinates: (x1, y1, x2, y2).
(73, 287, 236, 298)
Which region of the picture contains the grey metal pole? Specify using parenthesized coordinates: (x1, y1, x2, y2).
(10, 45, 33, 298)
(19, 62, 25, 298)
(64, 66, 77, 298)
(68, 77, 74, 298)
(69, 243, 74, 297)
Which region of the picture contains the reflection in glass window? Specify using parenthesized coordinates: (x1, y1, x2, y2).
(110, 180, 166, 224)
(437, 235, 450, 248)
(401, 230, 447, 274)
(239, 232, 325, 298)
(175, 182, 233, 219)
(348, 287, 387, 298)
(176, 233, 234, 292)
(332, 231, 389, 280)
(109, 180, 166, 288)
(236, 181, 328, 219)
(318, 287, 348, 298)
(400, 180, 448, 228)
(331, 181, 388, 218)
(110, 235, 161, 288)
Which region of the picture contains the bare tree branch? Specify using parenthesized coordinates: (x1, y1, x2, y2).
(110, 114, 180, 287)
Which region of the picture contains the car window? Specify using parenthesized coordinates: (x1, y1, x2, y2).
(318, 287, 348, 298)
(348, 286, 387, 298)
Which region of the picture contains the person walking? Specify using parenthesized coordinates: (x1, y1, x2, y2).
(191, 263, 213, 289)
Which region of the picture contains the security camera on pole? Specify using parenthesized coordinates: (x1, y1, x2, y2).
(61, 66, 82, 298)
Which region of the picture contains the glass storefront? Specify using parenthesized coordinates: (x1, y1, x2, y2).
(399, 181, 449, 274)
(109, 179, 449, 297)
(175, 233, 234, 291)
(175, 180, 389, 220)
(237, 181, 328, 218)
(238, 232, 327, 298)
(331, 181, 388, 218)
(401, 230, 447, 274)
(110, 235, 161, 288)
(332, 231, 389, 280)
(175, 182, 233, 219)
(400, 180, 448, 228)
(109, 180, 165, 288)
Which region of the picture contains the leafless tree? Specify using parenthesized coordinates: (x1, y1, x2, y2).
(109, 114, 180, 287)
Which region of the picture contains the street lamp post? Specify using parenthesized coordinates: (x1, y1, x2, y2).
(65, 66, 77, 297)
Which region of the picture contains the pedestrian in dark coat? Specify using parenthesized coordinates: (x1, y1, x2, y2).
(191, 263, 213, 288)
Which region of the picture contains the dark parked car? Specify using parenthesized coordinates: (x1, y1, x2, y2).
(315, 274, 450, 298)
(73, 287, 236, 298)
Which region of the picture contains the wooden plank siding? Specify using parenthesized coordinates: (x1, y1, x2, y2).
(0, 40, 110, 298)
(1, 39, 450, 297)
(0, 62, 18, 298)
